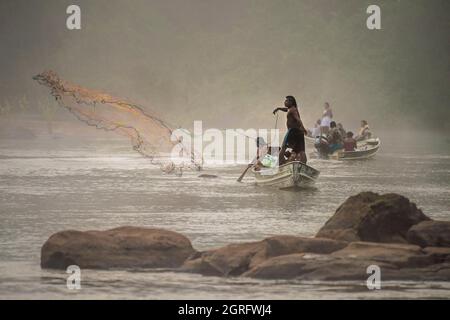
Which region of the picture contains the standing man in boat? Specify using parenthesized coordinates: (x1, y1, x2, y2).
(320, 102, 333, 135)
(273, 96, 308, 164)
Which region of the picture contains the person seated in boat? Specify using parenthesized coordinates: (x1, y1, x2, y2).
(314, 134, 330, 155)
(355, 120, 371, 141)
(273, 96, 307, 165)
(343, 131, 357, 152)
(337, 123, 346, 138)
(260, 147, 279, 169)
(249, 137, 265, 171)
(327, 121, 344, 154)
(308, 119, 322, 138)
(252, 137, 280, 170)
(256, 137, 268, 159)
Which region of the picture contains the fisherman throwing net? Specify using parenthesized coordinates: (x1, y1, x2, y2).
(273, 96, 308, 165)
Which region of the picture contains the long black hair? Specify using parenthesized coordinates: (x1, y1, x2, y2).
(285, 95, 298, 108)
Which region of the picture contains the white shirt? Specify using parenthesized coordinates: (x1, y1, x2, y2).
(311, 127, 321, 137)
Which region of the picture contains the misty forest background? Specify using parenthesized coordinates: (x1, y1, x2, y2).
(0, 0, 449, 138)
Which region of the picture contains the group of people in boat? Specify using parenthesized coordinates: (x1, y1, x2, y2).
(252, 96, 374, 171)
(309, 102, 372, 155)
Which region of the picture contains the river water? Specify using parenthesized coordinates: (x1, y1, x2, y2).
(0, 133, 449, 299)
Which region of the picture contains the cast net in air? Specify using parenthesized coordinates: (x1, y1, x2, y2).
(33, 70, 202, 174)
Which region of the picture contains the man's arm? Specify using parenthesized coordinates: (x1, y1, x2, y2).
(273, 107, 288, 114)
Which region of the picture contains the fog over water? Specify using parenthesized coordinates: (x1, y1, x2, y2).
(1, 0, 449, 132)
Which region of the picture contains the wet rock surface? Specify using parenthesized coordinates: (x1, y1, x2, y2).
(41, 226, 195, 269)
(180, 236, 347, 276)
(41, 193, 450, 282)
(407, 220, 450, 248)
(315, 192, 429, 243)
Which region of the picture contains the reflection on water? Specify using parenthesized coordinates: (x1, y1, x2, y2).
(0, 136, 449, 299)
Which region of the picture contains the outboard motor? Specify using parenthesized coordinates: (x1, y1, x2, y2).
(314, 135, 330, 158)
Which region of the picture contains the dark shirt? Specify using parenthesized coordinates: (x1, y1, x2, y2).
(328, 128, 343, 145)
(344, 138, 357, 151)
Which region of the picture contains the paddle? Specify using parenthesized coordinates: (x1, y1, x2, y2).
(236, 163, 254, 182)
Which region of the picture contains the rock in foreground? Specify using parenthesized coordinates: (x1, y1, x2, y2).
(407, 220, 450, 248)
(244, 242, 450, 281)
(40, 192, 450, 282)
(41, 226, 195, 269)
(316, 192, 429, 243)
(181, 236, 347, 276)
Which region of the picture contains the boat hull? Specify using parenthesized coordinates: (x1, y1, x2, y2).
(311, 138, 381, 160)
(252, 161, 320, 188)
(331, 138, 380, 160)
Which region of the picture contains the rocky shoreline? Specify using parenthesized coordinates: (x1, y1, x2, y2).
(41, 192, 450, 281)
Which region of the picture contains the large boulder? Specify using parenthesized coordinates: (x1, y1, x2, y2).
(264, 235, 348, 255)
(316, 192, 430, 243)
(331, 242, 430, 268)
(244, 242, 450, 281)
(243, 253, 395, 280)
(407, 220, 450, 247)
(181, 236, 347, 276)
(181, 241, 266, 277)
(41, 226, 195, 269)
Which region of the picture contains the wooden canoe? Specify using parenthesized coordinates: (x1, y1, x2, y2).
(252, 161, 320, 188)
(330, 138, 380, 160)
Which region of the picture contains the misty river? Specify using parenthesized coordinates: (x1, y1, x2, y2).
(0, 131, 449, 299)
